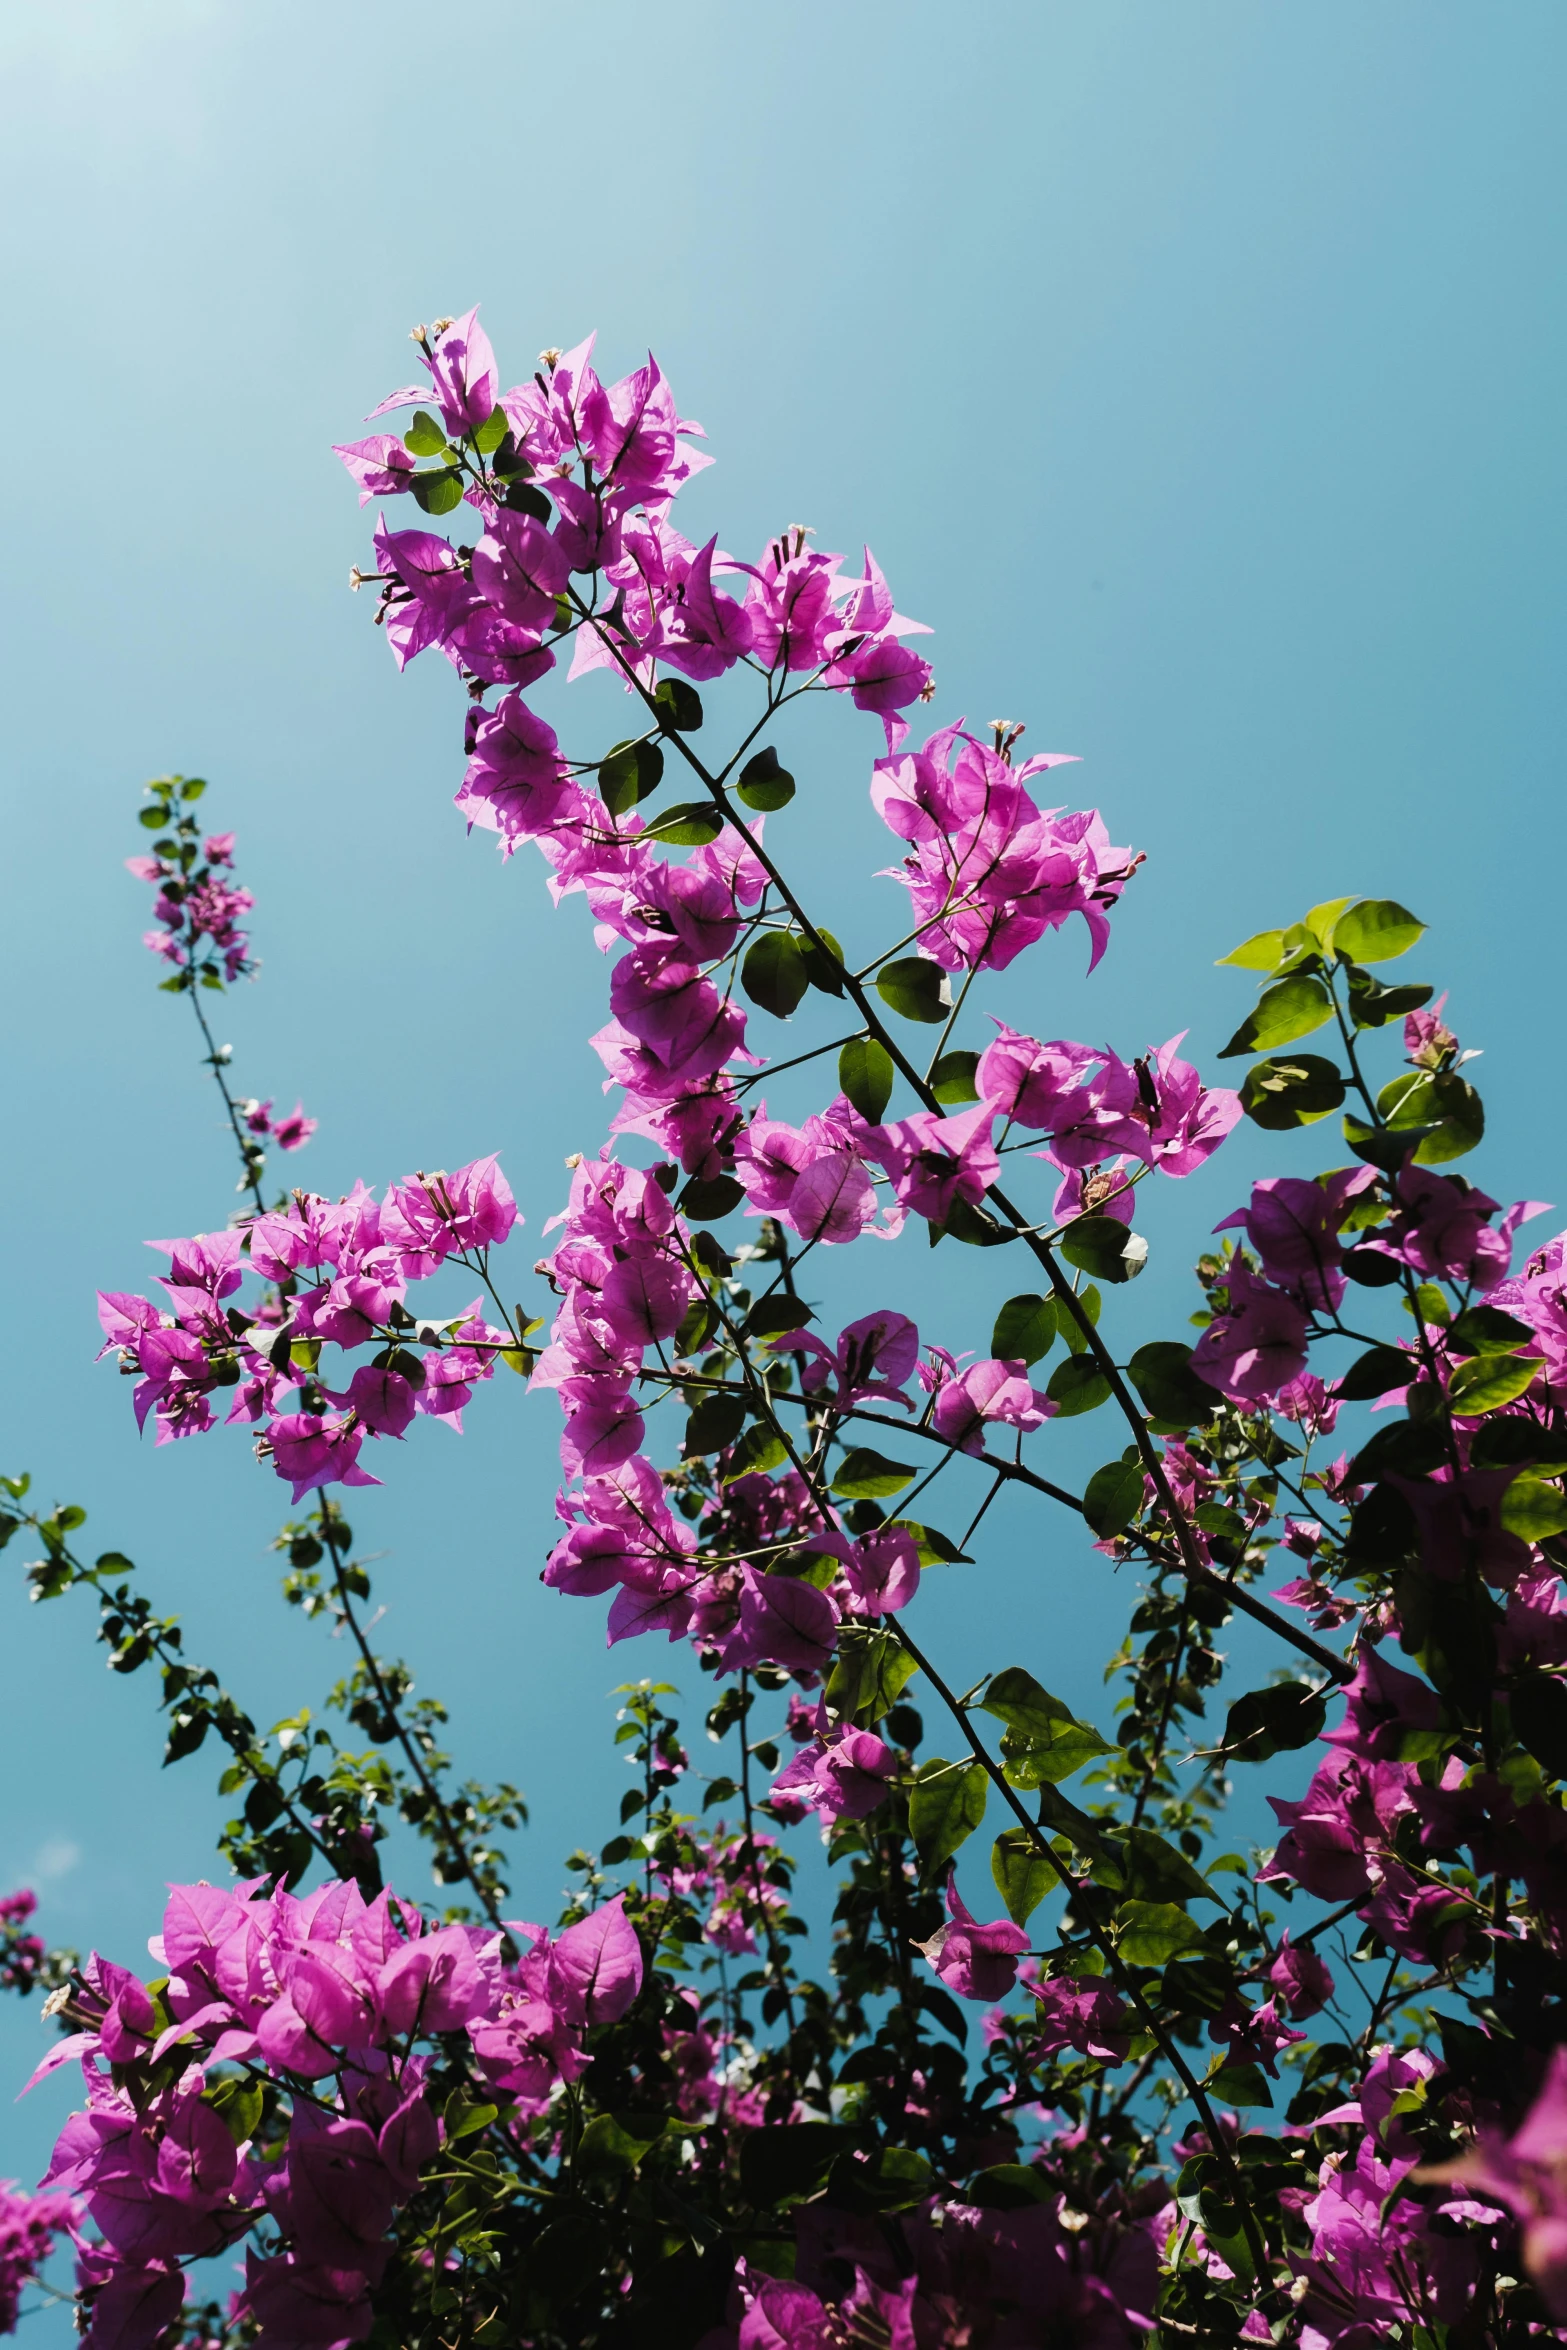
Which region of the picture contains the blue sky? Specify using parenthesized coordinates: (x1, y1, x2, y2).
(1, 0, 1564, 2269)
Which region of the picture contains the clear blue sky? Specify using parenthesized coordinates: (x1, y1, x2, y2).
(2, 0, 1564, 2257)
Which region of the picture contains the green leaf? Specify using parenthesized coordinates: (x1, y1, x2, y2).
(471, 403, 508, 453)
(1046, 1356, 1110, 1417)
(598, 737, 665, 815)
(908, 1758, 989, 1874)
(444, 2092, 500, 2140)
(1222, 1680, 1328, 1763)
(1207, 2061, 1273, 2110)
(1219, 975, 1334, 1058)
(1060, 1214, 1147, 1284)
(745, 1294, 814, 1339)
(799, 928, 846, 996)
(991, 1294, 1057, 1365)
(735, 745, 796, 811)
(575, 2111, 666, 2176)
(1449, 1305, 1534, 1356)
(1346, 967, 1434, 1031)
(875, 956, 951, 1025)
(1374, 1069, 1485, 1165)
(890, 1519, 972, 1566)
(982, 1668, 1114, 1786)
(990, 1827, 1059, 1925)
(1449, 1352, 1543, 1413)
(838, 1037, 894, 1123)
(1239, 1052, 1346, 1129)
(1126, 1341, 1218, 1429)
(403, 409, 447, 455)
(675, 1296, 717, 1357)
(831, 1448, 917, 1500)
(653, 677, 703, 732)
(1304, 896, 1358, 950)
(138, 804, 167, 830)
(825, 1630, 918, 1726)
(408, 468, 463, 515)
(640, 799, 723, 846)
(1082, 1458, 1144, 1539)
(1115, 1900, 1204, 1966)
(684, 1392, 747, 1456)
(1511, 1676, 1567, 1778)
(742, 932, 810, 1018)
(679, 1173, 745, 1221)
(1331, 898, 1426, 964)
(1119, 1826, 1218, 1905)
(1500, 1477, 1567, 1541)
(720, 1425, 788, 1481)
(1336, 1345, 1413, 1401)
(1217, 929, 1286, 970)
(1057, 1284, 1102, 1355)
(740, 2123, 850, 2208)
(929, 1050, 980, 1105)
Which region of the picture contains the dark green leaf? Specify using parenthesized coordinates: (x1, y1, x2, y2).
(799, 927, 845, 996)
(991, 1294, 1056, 1365)
(576, 2111, 666, 2176)
(938, 1198, 1009, 1248)
(1219, 975, 1334, 1058)
(742, 932, 810, 1018)
(908, 1758, 988, 1873)
(1375, 1069, 1484, 1165)
(403, 409, 447, 455)
(1336, 1346, 1413, 1401)
(982, 1667, 1114, 1785)
(598, 737, 664, 815)
(1512, 1676, 1567, 1778)
(1332, 898, 1426, 964)
(1060, 1215, 1147, 1284)
(684, 1392, 747, 1456)
(1351, 1420, 1447, 1480)
(825, 1630, 918, 1725)
(679, 1173, 745, 1220)
(408, 467, 462, 515)
(745, 1294, 815, 1340)
(838, 1037, 894, 1123)
(674, 1297, 718, 1357)
(1346, 967, 1433, 1030)
(929, 1050, 980, 1105)
(831, 1448, 917, 1500)
(1082, 1458, 1144, 1539)
(875, 956, 950, 1025)
(640, 799, 722, 846)
(1115, 1900, 1204, 1966)
(1449, 1305, 1534, 1356)
(1057, 1284, 1101, 1354)
(990, 1827, 1059, 1926)
(1127, 1342, 1219, 1429)
(735, 745, 796, 811)
(653, 677, 703, 732)
(1340, 1241, 1406, 1284)
(1222, 1681, 1328, 1764)
(1239, 1053, 1346, 1129)
(1207, 2062, 1273, 2110)
(138, 805, 167, 830)
(1046, 1356, 1110, 1417)
(741, 2123, 851, 2208)
(890, 1519, 972, 1566)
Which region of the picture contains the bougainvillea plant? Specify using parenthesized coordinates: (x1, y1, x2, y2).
(5, 305, 1567, 2347)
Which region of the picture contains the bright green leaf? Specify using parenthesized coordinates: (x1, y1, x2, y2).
(1115, 1901, 1205, 1966)
(991, 1827, 1059, 1925)
(929, 1050, 980, 1104)
(735, 745, 796, 811)
(875, 956, 950, 1025)
(1219, 975, 1334, 1059)
(1449, 1353, 1543, 1413)
(1500, 1477, 1567, 1542)
(1331, 898, 1426, 964)
(403, 409, 447, 455)
(1217, 929, 1286, 970)
(831, 1447, 917, 1500)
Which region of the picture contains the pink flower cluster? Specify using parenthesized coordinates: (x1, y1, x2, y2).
(339, 311, 932, 740)
(0, 1890, 46, 1997)
(239, 1098, 317, 1155)
(0, 2178, 78, 2335)
(33, 1877, 642, 2350)
(127, 831, 254, 982)
(96, 1155, 519, 1493)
